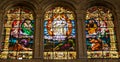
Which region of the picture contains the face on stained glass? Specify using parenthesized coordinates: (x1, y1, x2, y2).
(0, 7, 34, 59)
(86, 6, 118, 58)
(44, 7, 76, 59)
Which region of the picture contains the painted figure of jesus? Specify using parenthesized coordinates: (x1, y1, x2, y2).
(52, 15, 67, 36)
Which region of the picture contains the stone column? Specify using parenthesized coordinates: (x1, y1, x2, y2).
(115, 9, 120, 58)
(34, 9, 41, 59)
(39, 10, 44, 59)
(0, 10, 4, 52)
(75, 8, 87, 61)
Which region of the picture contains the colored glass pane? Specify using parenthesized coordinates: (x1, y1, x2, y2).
(44, 7, 76, 59)
(0, 7, 34, 59)
(85, 6, 118, 58)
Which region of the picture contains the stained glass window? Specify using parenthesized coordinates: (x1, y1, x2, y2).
(0, 7, 34, 59)
(85, 6, 119, 58)
(44, 7, 76, 59)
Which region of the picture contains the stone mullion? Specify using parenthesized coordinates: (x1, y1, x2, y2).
(34, 11, 41, 58)
(0, 10, 4, 52)
(76, 13, 82, 59)
(81, 10, 87, 59)
(75, 9, 87, 60)
(80, 9, 87, 62)
(39, 13, 44, 59)
(115, 10, 120, 58)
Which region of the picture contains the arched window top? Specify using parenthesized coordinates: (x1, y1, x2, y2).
(45, 7, 74, 14)
(44, 7, 75, 20)
(6, 7, 34, 21)
(7, 7, 32, 14)
(86, 6, 113, 20)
